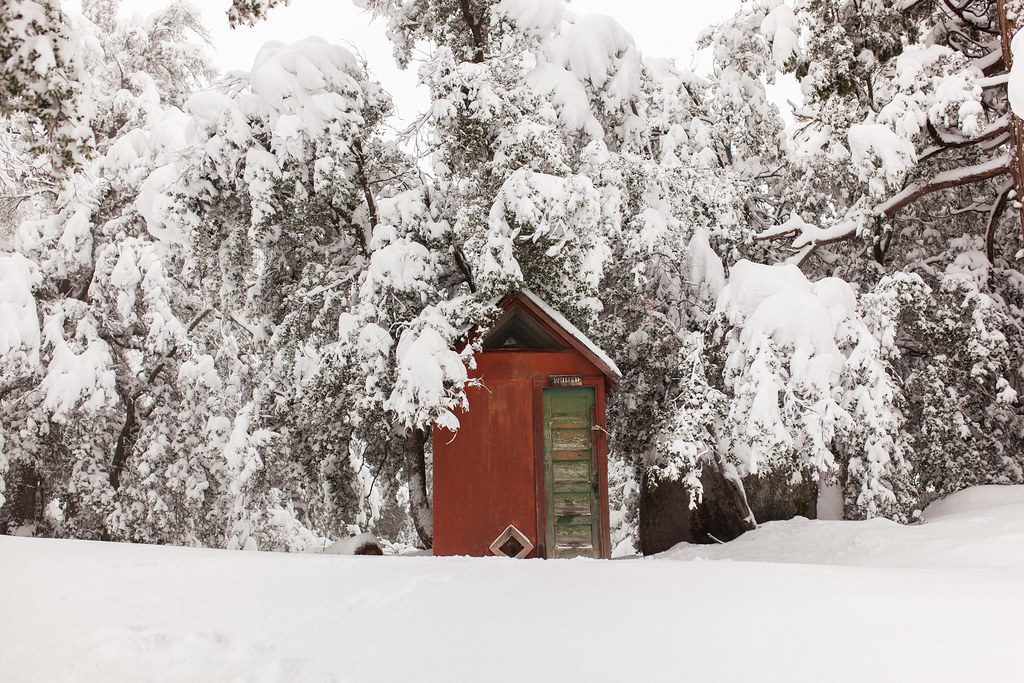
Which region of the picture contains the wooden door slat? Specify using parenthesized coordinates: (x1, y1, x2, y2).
(554, 514, 592, 526)
(553, 491, 590, 516)
(551, 428, 591, 450)
(552, 460, 590, 482)
(552, 481, 591, 493)
(554, 526, 591, 544)
(551, 449, 590, 461)
(549, 417, 589, 429)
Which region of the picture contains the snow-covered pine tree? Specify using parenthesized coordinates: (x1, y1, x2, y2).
(0, 0, 93, 174)
(736, 0, 1019, 261)
(3, 1, 450, 548)
(708, 0, 1024, 509)
(1, 1, 220, 538)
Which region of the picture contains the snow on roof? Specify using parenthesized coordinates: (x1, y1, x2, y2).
(519, 289, 621, 378)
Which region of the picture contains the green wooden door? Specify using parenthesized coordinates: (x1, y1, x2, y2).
(543, 387, 600, 559)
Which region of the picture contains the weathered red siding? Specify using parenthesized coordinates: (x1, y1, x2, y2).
(433, 349, 609, 558)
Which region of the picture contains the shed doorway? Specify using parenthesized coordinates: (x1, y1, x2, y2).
(541, 386, 600, 558)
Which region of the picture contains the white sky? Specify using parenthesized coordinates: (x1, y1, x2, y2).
(112, 0, 752, 128)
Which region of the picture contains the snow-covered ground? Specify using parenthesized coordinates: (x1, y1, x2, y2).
(3, 486, 1023, 683)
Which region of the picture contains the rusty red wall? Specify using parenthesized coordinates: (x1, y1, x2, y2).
(433, 349, 604, 557)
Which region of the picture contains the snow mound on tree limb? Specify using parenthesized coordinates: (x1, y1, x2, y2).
(760, 1, 800, 69)
(687, 227, 726, 297)
(848, 122, 917, 196)
(39, 306, 118, 420)
(543, 13, 641, 112)
(546, 14, 635, 89)
(718, 260, 856, 362)
(135, 163, 190, 247)
(1010, 31, 1024, 118)
(249, 36, 363, 126)
(495, 0, 564, 38)
(0, 252, 42, 371)
(525, 63, 603, 137)
(385, 311, 470, 432)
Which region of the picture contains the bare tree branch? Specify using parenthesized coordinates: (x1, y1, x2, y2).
(986, 181, 1014, 262)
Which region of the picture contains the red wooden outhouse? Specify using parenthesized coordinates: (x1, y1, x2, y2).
(432, 291, 621, 559)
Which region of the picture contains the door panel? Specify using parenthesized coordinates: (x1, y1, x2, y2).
(551, 429, 591, 450)
(551, 449, 590, 461)
(552, 460, 590, 482)
(553, 491, 591, 515)
(542, 387, 599, 559)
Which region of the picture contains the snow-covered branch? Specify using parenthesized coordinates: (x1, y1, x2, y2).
(877, 155, 1011, 217)
(758, 156, 1012, 254)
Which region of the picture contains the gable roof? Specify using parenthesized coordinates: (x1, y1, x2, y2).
(486, 289, 622, 386)
(482, 305, 567, 350)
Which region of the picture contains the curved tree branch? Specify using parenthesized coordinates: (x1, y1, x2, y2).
(759, 156, 1011, 253)
(351, 138, 376, 255)
(986, 181, 1014, 262)
(877, 155, 1011, 217)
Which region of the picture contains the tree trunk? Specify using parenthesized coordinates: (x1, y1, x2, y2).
(997, 0, 1024, 241)
(404, 427, 433, 547)
(18, 468, 40, 525)
(109, 391, 136, 490)
(458, 0, 487, 63)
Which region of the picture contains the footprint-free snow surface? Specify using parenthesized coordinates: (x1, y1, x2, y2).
(3, 485, 1023, 682)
